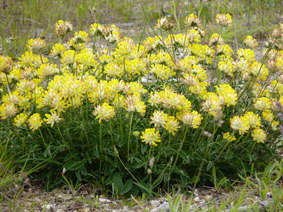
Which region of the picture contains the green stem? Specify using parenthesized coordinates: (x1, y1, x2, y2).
(169, 126, 189, 180)
(99, 121, 103, 178)
(56, 124, 68, 147)
(127, 112, 134, 161)
(168, 133, 172, 146)
(109, 121, 114, 146)
(39, 128, 46, 147)
(148, 146, 152, 193)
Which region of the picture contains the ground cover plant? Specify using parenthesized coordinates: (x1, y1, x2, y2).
(1, 12, 282, 200)
(1, 2, 283, 206)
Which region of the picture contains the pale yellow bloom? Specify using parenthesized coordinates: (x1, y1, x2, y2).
(251, 128, 266, 143)
(141, 128, 161, 147)
(28, 113, 42, 131)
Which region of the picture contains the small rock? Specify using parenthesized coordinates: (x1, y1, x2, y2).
(150, 199, 161, 207)
(99, 198, 111, 203)
(193, 196, 200, 202)
(150, 202, 169, 212)
(45, 204, 55, 210)
(57, 193, 72, 200)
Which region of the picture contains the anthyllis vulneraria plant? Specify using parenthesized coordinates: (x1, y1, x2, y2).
(0, 17, 282, 196)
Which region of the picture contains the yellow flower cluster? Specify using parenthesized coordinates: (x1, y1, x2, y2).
(141, 128, 161, 147)
(216, 14, 233, 27)
(0, 18, 282, 149)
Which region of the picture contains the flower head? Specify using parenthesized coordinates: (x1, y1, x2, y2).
(244, 36, 258, 49)
(28, 113, 42, 131)
(14, 113, 28, 128)
(55, 20, 73, 36)
(251, 128, 267, 143)
(243, 112, 261, 128)
(0, 55, 13, 73)
(93, 103, 115, 123)
(164, 116, 180, 135)
(216, 14, 233, 27)
(223, 132, 236, 142)
(230, 115, 250, 134)
(150, 111, 168, 128)
(177, 110, 202, 128)
(216, 84, 238, 107)
(27, 38, 46, 52)
(44, 110, 62, 127)
(254, 97, 271, 111)
(141, 128, 161, 147)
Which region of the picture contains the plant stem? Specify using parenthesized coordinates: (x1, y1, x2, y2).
(109, 120, 114, 146)
(99, 121, 103, 178)
(39, 128, 46, 147)
(127, 112, 134, 161)
(169, 126, 189, 181)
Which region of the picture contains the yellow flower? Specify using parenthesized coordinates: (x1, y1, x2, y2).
(237, 48, 255, 62)
(27, 38, 46, 51)
(141, 128, 161, 147)
(44, 110, 62, 127)
(230, 115, 250, 134)
(150, 52, 173, 67)
(243, 112, 261, 128)
(135, 100, 146, 116)
(125, 58, 147, 78)
(93, 103, 115, 123)
(0, 103, 18, 120)
(216, 84, 238, 107)
(61, 50, 76, 65)
(55, 20, 73, 36)
(143, 36, 163, 52)
(89, 23, 104, 36)
(254, 97, 271, 111)
(217, 44, 233, 57)
(50, 43, 66, 57)
(155, 16, 174, 31)
(28, 113, 42, 131)
(271, 120, 279, 131)
(250, 62, 269, 81)
(37, 63, 59, 79)
(14, 113, 28, 128)
(187, 29, 201, 43)
(0, 55, 13, 73)
(124, 93, 146, 116)
(150, 111, 168, 128)
(152, 89, 191, 111)
(104, 62, 123, 78)
(262, 110, 274, 122)
(244, 36, 258, 49)
(201, 92, 222, 117)
(151, 64, 175, 80)
(223, 132, 236, 142)
(177, 110, 202, 128)
(164, 116, 180, 135)
(191, 65, 207, 81)
(251, 128, 266, 143)
(218, 59, 235, 77)
(183, 14, 202, 28)
(208, 33, 224, 46)
(75, 49, 99, 68)
(216, 14, 233, 27)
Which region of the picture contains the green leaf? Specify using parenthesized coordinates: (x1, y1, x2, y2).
(120, 179, 133, 195)
(64, 160, 86, 171)
(113, 172, 123, 192)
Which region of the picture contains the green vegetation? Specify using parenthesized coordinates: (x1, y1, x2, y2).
(0, 0, 282, 211)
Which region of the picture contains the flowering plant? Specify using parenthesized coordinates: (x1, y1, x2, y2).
(0, 17, 282, 196)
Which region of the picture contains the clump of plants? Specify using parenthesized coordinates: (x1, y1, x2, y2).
(0, 15, 282, 197)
